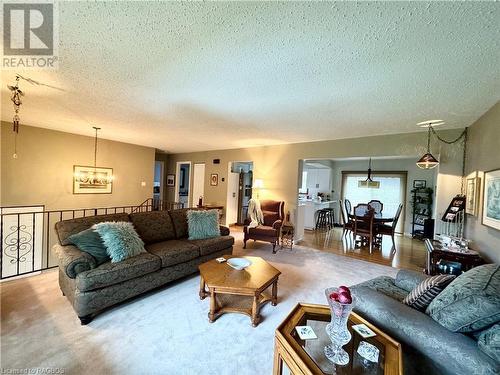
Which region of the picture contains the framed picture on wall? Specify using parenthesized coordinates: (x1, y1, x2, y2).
(465, 174, 481, 216)
(210, 173, 218, 186)
(166, 174, 175, 187)
(73, 165, 113, 194)
(413, 180, 426, 188)
(482, 168, 500, 231)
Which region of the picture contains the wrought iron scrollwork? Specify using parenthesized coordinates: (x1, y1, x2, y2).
(3, 225, 32, 264)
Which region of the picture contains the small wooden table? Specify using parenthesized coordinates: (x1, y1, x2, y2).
(424, 239, 484, 275)
(274, 303, 403, 375)
(198, 255, 281, 327)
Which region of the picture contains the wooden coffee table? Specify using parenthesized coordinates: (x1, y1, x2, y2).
(198, 255, 281, 327)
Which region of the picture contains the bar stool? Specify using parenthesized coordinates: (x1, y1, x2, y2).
(315, 208, 335, 230)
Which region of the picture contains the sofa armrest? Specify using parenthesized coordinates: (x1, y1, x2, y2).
(243, 218, 251, 226)
(272, 220, 283, 230)
(395, 269, 429, 292)
(54, 244, 97, 279)
(219, 225, 230, 236)
(351, 286, 500, 375)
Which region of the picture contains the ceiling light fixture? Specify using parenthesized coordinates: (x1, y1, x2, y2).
(7, 75, 24, 159)
(358, 158, 380, 188)
(416, 124, 440, 169)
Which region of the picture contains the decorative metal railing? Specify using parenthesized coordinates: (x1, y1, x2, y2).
(0, 199, 184, 280)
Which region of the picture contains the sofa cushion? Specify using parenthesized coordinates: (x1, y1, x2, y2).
(76, 252, 161, 292)
(351, 275, 409, 302)
(168, 208, 190, 238)
(186, 235, 234, 256)
(427, 264, 500, 333)
(129, 211, 176, 244)
(67, 228, 110, 265)
(187, 209, 221, 240)
(55, 213, 130, 245)
(145, 240, 200, 267)
(478, 323, 500, 363)
(403, 274, 455, 311)
(245, 225, 278, 237)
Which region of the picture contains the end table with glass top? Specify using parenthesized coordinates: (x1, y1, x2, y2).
(274, 303, 403, 375)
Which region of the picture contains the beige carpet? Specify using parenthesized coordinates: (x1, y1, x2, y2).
(1, 232, 397, 375)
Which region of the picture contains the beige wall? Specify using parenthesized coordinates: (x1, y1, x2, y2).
(1, 122, 155, 210)
(465, 102, 500, 263)
(166, 129, 464, 226)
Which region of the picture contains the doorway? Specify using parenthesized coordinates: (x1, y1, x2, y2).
(153, 161, 164, 208)
(226, 161, 253, 226)
(191, 163, 206, 207)
(176, 162, 191, 207)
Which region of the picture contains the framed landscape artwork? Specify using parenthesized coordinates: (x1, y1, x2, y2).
(465, 175, 481, 216)
(482, 168, 500, 231)
(73, 165, 113, 194)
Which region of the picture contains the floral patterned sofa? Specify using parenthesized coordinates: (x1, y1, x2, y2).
(54, 208, 234, 324)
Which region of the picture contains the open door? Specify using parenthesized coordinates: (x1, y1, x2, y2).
(191, 163, 205, 207)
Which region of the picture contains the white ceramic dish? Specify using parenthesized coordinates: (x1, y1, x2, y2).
(226, 257, 252, 270)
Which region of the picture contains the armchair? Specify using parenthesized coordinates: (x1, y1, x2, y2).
(243, 200, 285, 253)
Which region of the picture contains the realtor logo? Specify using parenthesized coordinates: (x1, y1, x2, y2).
(2, 1, 58, 69)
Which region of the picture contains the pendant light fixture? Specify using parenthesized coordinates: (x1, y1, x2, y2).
(7, 75, 24, 159)
(416, 124, 440, 169)
(358, 158, 380, 189)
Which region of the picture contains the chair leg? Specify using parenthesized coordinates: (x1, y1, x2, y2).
(243, 239, 247, 249)
(272, 242, 277, 253)
(79, 315, 93, 325)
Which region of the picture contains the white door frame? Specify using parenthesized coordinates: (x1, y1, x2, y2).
(175, 161, 192, 206)
(191, 163, 206, 207)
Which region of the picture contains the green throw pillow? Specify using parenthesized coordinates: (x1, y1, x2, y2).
(67, 228, 109, 265)
(92, 221, 145, 263)
(426, 264, 500, 332)
(187, 210, 220, 240)
(478, 323, 500, 363)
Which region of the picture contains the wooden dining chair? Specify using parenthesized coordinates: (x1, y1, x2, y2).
(377, 203, 403, 248)
(339, 200, 353, 237)
(352, 204, 375, 252)
(368, 200, 384, 215)
(344, 199, 352, 215)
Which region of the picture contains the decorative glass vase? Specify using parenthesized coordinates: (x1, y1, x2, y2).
(324, 287, 356, 366)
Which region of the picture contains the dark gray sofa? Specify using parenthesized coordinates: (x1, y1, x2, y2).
(350, 270, 499, 375)
(54, 209, 234, 324)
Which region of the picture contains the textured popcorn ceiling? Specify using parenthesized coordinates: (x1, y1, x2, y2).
(1, 1, 499, 153)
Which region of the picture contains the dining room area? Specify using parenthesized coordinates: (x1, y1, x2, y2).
(297, 156, 438, 271)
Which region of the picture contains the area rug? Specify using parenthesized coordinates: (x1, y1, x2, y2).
(1, 233, 397, 375)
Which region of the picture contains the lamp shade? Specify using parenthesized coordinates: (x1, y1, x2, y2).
(253, 179, 264, 189)
(416, 153, 439, 169)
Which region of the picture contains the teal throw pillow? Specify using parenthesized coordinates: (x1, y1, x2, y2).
(478, 323, 500, 363)
(187, 210, 220, 240)
(67, 228, 109, 265)
(426, 264, 500, 332)
(92, 221, 145, 263)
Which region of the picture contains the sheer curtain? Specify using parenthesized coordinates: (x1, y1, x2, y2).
(342, 172, 406, 233)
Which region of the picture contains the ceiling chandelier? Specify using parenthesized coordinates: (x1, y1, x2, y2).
(74, 126, 114, 185)
(7, 75, 23, 159)
(358, 158, 380, 189)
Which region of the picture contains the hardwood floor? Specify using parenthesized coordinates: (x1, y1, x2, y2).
(300, 228, 427, 271)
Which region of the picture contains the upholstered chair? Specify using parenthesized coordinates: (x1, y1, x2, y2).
(243, 200, 285, 253)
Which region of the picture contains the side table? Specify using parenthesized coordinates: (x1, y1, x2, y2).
(424, 239, 485, 275)
(281, 223, 294, 250)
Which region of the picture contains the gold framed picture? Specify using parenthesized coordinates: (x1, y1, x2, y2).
(482, 168, 500, 231)
(73, 165, 113, 194)
(465, 176, 481, 216)
(210, 173, 218, 186)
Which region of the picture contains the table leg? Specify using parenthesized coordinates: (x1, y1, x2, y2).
(251, 294, 260, 327)
(199, 275, 206, 300)
(271, 278, 278, 306)
(208, 289, 216, 323)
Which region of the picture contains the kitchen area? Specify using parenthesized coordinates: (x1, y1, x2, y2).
(297, 160, 337, 231)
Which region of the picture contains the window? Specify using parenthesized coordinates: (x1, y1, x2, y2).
(341, 172, 407, 232)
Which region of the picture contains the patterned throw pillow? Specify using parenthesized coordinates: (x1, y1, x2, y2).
(92, 221, 145, 263)
(187, 210, 220, 240)
(67, 228, 110, 265)
(403, 274, 455, 311)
